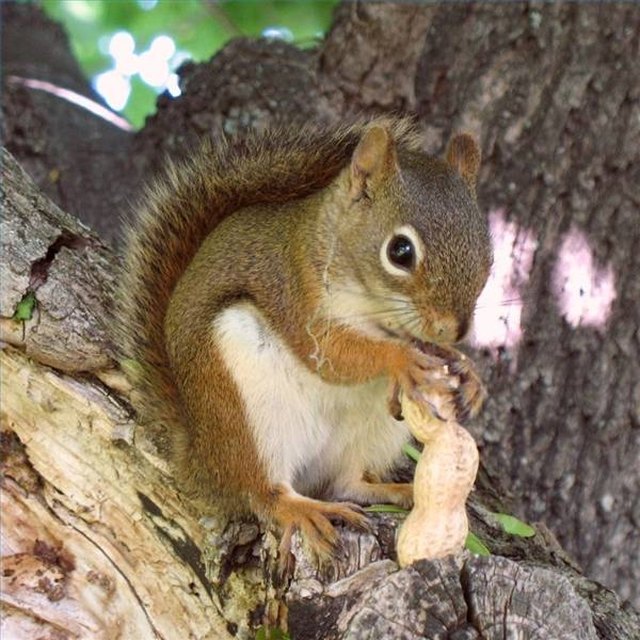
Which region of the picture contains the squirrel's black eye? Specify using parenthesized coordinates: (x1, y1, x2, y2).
(387, 234, 415, 271)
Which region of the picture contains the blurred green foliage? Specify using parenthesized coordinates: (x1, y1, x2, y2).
(39, 0, 338, 128)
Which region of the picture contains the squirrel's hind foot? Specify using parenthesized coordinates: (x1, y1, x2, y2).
(268, 486, 370, 569)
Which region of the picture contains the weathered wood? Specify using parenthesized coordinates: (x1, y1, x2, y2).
(0, 149, 116, 373)
(345, 556, 597, 640)
(1, 347, 234, 639)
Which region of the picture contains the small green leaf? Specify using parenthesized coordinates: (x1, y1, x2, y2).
(465, 532, 491, 556)
(13, 291, 37, 321)
(402, 442, 422, 463)
(364, 504, 409, 514)
(255, 628, 290, 640)
(493, 513, 536, 538)
(121, 358, 143, 377)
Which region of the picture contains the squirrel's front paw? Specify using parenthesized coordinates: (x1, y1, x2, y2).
(393, 344, 486, 424)
(444, 348, 487, 422)
(393, 347, 457, 420)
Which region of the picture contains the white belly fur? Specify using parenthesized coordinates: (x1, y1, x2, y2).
(213, 303, 410, 497)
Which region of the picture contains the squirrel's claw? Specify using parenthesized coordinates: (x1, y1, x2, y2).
(272, 491, 370, 571)
(443, 347, 487, 423)
(453, 370, 487, 423)
(387, 379, 404, 420)
(396, 343, 486, 424)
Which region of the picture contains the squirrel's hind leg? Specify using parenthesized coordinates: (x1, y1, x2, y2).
(333, 474, 413, 510)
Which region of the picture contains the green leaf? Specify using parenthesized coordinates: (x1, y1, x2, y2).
(364, 504, 409, 515)
(13, 291, 37, 321)
(465, 532, 491, 556)
(255, 627, 290, 640)
(402, 442, 421, 463)
(492, 513, 536, 538)
(120, 358, 142, 377)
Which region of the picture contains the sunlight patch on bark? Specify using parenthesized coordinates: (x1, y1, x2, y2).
(470, 209, 537, 354)
(552, 226, 616, 330)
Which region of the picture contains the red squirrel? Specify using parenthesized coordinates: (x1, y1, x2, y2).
(118, 118, 492, 557)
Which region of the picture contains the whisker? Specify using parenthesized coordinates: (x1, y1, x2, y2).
(475, 297, 529, 310)
(320, 281, 427, 338)
(398, 314, 423, 336)
(312, 307, 422, 340)
(329, 311, 422, 332)
(332, 281, 533, 313)
(326, 307, 419, 324)
(329, 284, 413, 306)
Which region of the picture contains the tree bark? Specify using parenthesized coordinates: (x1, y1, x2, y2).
(0, 3, 134, 244)
(1, 1, 639, 637)
(411, 3, 640, 604)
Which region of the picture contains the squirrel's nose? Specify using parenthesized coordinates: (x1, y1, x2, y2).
(432, 313, 471, 343)
(431, 316, 459, 344)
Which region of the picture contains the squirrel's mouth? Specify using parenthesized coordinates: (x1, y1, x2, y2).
(375, 322, 457, 347)
(375, 323, 428, 345)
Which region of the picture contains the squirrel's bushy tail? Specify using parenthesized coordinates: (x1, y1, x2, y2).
(117, 118, 420, 448)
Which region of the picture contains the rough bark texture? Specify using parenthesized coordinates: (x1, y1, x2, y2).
(412, 3, 640, 605)
(2, 1, 639, 637)
(0, 151, 117, 373)
(0, 3, 134, 244)
(318, 2, 435, 115)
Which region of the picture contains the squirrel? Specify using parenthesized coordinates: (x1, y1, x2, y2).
(117, 117, 493, 559)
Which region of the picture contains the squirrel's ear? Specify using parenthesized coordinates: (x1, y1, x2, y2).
(446, 133, 481, 192)
(350, 125, 399, 200)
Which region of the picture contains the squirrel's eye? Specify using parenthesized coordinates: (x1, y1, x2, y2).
(387, 235, 415, 271)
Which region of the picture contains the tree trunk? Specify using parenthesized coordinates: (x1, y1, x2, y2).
(1, 1, 638, 638)
(412, 3, 640, 604)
